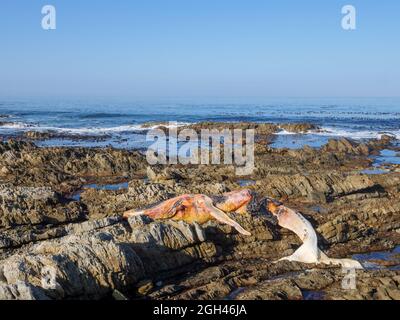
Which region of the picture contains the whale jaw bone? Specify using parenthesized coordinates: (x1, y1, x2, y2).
(271, 204, 363, 269)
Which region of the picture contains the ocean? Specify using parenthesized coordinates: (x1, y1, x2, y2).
(0, 97, 399, 150)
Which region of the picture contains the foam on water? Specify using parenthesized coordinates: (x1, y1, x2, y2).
(310, 127, 400, 140)
(272, 126, 400, 149)
(0, 122, 189, 135)
(0, 122, 37, 129)
(277, 127, 400, 141)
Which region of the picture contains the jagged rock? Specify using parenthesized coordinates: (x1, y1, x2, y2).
(112, 289, 128, 300)
(0, 184, 86, 228)
(257, 173, 377, 201)
(23, 131, 56, 140)
(182, 122, 317, 136)
(23, 130, 110, 141)
(146, 166, 184, 182)
(324, 271, 400, 300)
(0, 140, 146, 193)
(317, 213, 372, 244)
(236, 279, 303, 300)
(0, 281, 51, 300)
(322, 138, 370, 155)
(136, 280, 154, 295)
(0, 216, 217, 300)
(279, 123, 317, 133)
(1, 123, 399, 301)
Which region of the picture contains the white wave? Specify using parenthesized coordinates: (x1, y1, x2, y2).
(53, 125, 147, 134)
(51, 122, 190, 134)
(275, 129, 299, 135)
(0, 122, 37, 129)
(309, 127, 400, 140)
(2, 120, 398, 141)
(0, 121, 190, 135)
(274, 126, 400, 140)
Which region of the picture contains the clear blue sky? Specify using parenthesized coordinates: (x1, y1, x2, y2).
(0, 0, 399, 98)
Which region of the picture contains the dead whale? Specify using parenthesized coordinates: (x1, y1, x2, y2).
(123, 189, 363, 269)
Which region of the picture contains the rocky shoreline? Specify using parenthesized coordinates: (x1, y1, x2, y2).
(0, 122, 399, 300)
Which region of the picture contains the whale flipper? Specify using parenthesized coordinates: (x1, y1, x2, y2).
(203, 197, 251, 236)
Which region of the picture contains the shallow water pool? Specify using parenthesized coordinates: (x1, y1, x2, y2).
(372, 149, 400, 166)
(70, 181, 129, 201)
(352, 246, 400, 270)
(270, 133, 331, 149)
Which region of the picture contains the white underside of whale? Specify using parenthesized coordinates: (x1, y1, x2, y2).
(276, 206, 363, 269)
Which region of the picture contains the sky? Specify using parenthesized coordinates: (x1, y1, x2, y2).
(0, 0, 399, 99)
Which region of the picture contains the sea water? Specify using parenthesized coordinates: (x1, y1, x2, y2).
(0, 97, 399, 150)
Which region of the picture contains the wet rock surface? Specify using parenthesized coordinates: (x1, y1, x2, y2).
(0, 123, 399, 300)
(23, 130, 112, 142)
(0, 141, 146, 193)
